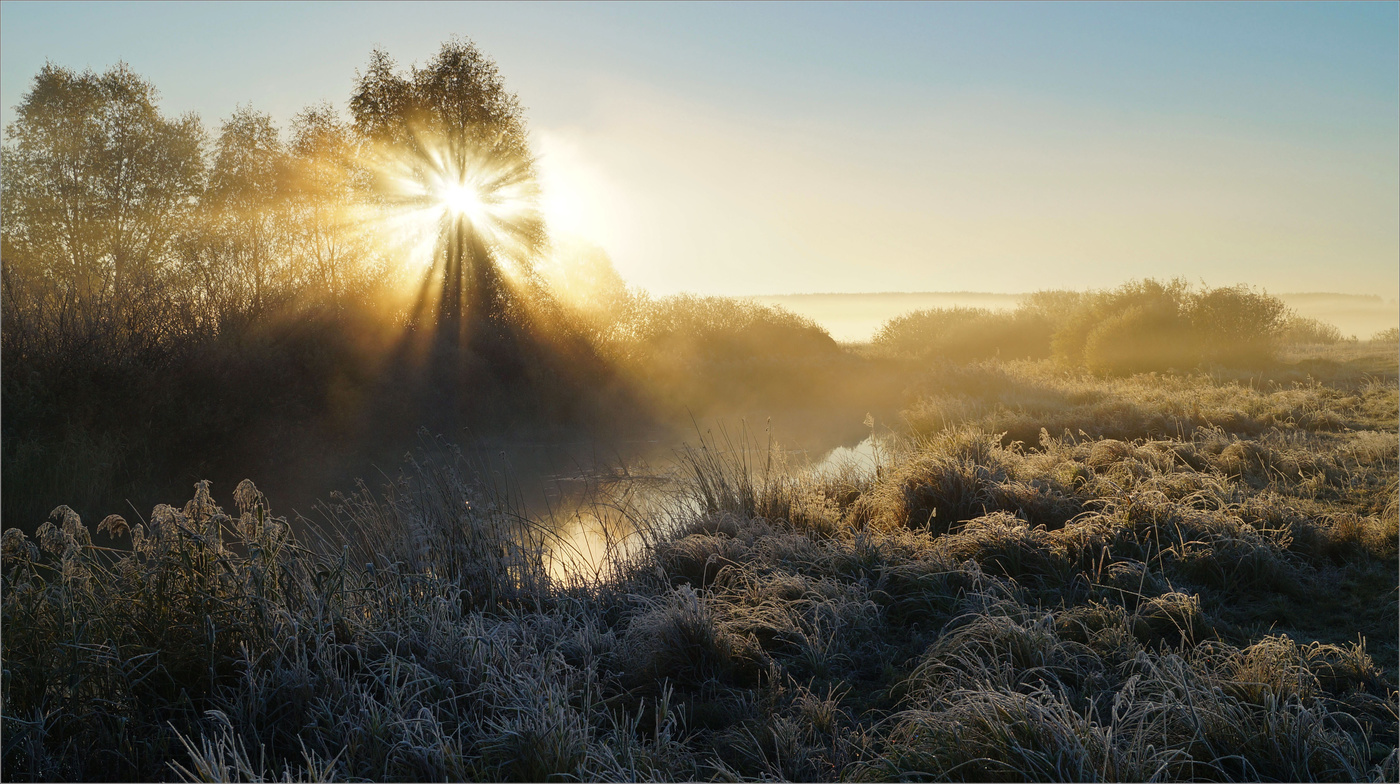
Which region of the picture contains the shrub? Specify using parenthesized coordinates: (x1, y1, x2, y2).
(1282, 315, 1345, 345)
(872, 306, 1052, 362)
(1053, 279, 1292, 374)
(603, 294, 849, 415)
(1189, 285, 1289, 365)
(1051, 279, 1192, 367)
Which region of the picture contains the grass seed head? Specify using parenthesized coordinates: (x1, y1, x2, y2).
(182, 479, 219, 523)
(1, 528, 39, 563)
(97, 514, 130, 538)
(34, 522, 65, 555)
(233, 479, 264, 516)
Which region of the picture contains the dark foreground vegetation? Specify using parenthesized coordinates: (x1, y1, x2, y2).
(4, 350, 1397, 781)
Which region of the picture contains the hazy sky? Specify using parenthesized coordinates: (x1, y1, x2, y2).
(3, 1, 1396, 296)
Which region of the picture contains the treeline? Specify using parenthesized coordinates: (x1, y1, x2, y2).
(0, 45, 877, 527)
(0, 46, 602, 527)
(0, 60, 407, 527)
(872, 279, 1368, 373)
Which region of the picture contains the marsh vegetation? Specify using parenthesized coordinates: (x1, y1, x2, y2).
(2, 39, 1397, 783)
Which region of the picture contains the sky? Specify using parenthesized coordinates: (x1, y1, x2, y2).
(2, 1, 1397, 297)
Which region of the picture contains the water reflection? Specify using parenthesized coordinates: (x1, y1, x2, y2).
(539, 431, 886, 582)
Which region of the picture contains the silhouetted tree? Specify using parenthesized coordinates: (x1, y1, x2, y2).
(349, 40, 545, 332)
(285, 104, 383, 299)
(350, 42, 529, 156)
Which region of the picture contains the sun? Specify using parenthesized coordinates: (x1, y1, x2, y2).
(438, 181, 488, 224)
(364, 129, 545, 279)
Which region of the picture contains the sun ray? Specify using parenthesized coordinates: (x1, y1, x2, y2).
(364, 124, 544, 287)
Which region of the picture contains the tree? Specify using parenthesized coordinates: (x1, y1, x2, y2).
(285, 104, 382, 299)
(350, 42, 529, 156)
(1, 63, 205, 298)
(203, 107, 288, 312)
(349, 40, 544, 332)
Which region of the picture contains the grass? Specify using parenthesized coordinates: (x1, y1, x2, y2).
(3, 354, 1397, 782)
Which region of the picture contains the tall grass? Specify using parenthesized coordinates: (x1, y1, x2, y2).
(4, 363, 1396, 782)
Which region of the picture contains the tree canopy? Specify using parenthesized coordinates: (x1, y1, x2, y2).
(350, 38, 530, 158)
(1, 63, 205, 297)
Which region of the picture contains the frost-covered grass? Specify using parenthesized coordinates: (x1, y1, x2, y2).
(3, 366, 1396, 782)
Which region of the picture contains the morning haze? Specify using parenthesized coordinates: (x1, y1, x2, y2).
(2, 4, 1397, 782)
(2, 1, 1396, 297)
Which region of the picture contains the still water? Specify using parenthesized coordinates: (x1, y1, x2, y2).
(523, 426, 883, 581)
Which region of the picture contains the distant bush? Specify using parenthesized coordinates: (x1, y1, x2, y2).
(1280, 315, 1345, 345)
(873, 281, 1299, 374)
(1053, 279, 1290, 374)
(1052, 279, 1183, 370)
(602, 294, 852, 414)
(872, 306, 1052, 362)
(1188, 284, 1289, 365)
(1371, 326, 1399, 343)
(614, 294, 836, 362)
(1083, 303, 1199, 375)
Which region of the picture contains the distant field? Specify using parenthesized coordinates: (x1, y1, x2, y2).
(1278, 293, 1400, 341)
(755, 291, 1400, 343)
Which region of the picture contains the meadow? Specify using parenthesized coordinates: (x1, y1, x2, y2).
(3, 288, 1396, 781)
(3, 41, 1398, 783)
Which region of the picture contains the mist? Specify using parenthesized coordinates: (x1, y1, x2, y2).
(2, 30, 1396, 784)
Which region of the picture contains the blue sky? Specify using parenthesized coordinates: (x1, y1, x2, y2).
(3, 1, 1396, 295)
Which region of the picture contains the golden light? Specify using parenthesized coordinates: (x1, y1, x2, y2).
(439, 181, 487, 222)
(366, 128, 545, 279)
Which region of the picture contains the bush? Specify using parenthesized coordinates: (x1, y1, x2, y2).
(604, 294, 852, 414)
(1282, 315, 1345, 345)
(1083, 302, 1199, 374)
(1054, 279, 1291, 374)
(1189, 285, 1289, 365)
(872, 306, 1052, 362)
(614, 294, 837, 363)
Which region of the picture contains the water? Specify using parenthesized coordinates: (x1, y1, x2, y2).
(536, 430, 887, 581)
(274, 408, 892, 579)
